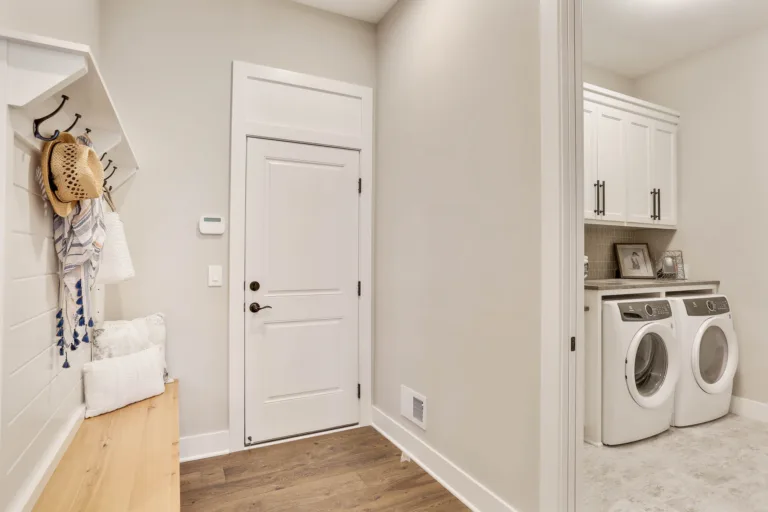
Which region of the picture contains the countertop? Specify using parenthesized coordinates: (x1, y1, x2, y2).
(585, 279, 720, 291)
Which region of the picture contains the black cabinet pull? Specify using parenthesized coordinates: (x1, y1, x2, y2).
(599, 181, 606, 215)
(594, 181, 599, 215)
(657, 188, 661, 221)
(651, 189, 657, 219)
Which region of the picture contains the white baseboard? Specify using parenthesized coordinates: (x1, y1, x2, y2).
(731, 396, 768, 423)
(180, 430, 230, 462)
(18, 404, 85, 512)
(371, 407, 518, 512)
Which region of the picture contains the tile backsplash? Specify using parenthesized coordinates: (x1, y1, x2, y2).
(585, 225, 675, 279)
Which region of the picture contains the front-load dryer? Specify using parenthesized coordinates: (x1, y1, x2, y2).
(669, 295, 738, 427)
(602, 299, 680, 445)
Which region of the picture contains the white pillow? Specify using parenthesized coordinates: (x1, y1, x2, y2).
(83, 346, 165, 418)
(95, 313, 171, 382)
(93, 321, 152, 360)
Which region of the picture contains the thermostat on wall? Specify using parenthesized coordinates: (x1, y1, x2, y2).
(199, 216, 226, 235)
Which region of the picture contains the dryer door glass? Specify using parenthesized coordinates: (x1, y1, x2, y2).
(699, 326, 729, 385)
(635, 332, 668, 397)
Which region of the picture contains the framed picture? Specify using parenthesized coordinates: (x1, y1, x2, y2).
(614, 243, 654, 279)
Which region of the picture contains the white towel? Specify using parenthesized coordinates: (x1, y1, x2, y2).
(97, 211, 135, 284)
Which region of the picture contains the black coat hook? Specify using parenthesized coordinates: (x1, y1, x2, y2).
(103, 159, 113, 170)
(100, 152, 108, 162)
(64, 113, 81, 133)
(104, 165, 117, 184)
(85, 128, 91, 134)
(33, 95, 69, 141)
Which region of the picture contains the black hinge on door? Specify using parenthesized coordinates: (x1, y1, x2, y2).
(358, 281, 361, 296)
(358, 383, 361, 399)
(570, 336, 576, 352)
(358, 178, 362, 194)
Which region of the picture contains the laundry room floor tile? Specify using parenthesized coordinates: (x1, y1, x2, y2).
(584, 414, 768, 512)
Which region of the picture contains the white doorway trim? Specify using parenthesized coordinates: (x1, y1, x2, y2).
(227, 62, 374, 453)
(539, 0, 582, 511)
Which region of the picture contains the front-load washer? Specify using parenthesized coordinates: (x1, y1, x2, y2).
(669, 295, 738, 427)
(602, 299, 680, 445)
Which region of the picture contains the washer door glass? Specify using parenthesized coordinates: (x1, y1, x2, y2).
(625, 323, 680, 409)
(699, 326, 728, 385)
(692, 317, 739, 395)
(634, 332, 668, 397)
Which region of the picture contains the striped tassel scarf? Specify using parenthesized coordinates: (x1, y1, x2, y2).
(53, 199, 106, 368)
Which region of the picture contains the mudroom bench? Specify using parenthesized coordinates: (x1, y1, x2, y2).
(33, 382, 180, 511)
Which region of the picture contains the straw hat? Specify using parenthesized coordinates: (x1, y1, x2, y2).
(41, 133, 104, 217)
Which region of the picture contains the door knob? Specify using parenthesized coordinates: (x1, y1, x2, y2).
(249, 302, 272, 313)
(249, 281, 260, 291)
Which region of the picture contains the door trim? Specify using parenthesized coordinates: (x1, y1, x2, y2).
(228, 62, 373, 454)
(540, 0, 581, 510)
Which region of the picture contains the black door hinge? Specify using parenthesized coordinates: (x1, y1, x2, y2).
(570, 336, 576, 352)
(358, 178, 362, 194)
(358, 281, 361, 297)
(358, 383, 361, 399)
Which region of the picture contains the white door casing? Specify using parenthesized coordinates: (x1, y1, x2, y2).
(229, 63, 373, 453)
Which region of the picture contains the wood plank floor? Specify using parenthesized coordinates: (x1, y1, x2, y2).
(180, 427, 468, 511)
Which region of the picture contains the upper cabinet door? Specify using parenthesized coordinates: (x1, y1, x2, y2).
(583, 101, 599, 220)
(624, 113, 654, 224)
(653, 121, 678, 226)
(596, 105, 626, 223)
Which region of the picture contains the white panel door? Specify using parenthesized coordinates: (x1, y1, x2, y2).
(244, 138, 360, 445)
(624, 113, 654, 225)
(583, 101, 599, 220)
(596, 105, 626, 223)
(653, 121, 678, 227)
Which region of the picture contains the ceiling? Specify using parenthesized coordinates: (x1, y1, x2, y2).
(291, 0, 397, 23)
(584, 0, 768, 78)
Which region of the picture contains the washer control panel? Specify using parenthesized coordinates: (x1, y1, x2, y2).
(684, 296, 730, 316)
(618, 300, 672, 321)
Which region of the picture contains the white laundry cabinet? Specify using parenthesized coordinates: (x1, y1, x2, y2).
(584, 84, 679, 228)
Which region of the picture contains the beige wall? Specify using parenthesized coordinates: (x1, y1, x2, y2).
(375, 1, 540, 510)
(583, 62, 636, 96)
(98, 0, 376, 438)
(635, 27, 768, 403)
(0, 0, 100, 54)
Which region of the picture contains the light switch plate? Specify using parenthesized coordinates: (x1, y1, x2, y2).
(208, 265, 223, 287)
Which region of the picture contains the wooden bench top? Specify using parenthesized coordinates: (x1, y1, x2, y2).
(34, 382, 180, 512)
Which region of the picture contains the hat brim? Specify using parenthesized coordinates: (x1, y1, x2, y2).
(41, 133, 77, 217)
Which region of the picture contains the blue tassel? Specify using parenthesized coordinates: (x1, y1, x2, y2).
(88, 318, 94, 328)
(59, 347, 64, 356)
(56, 328, 63, 337)
(71, 343, 77, 351)
(63, 355, 70, 369)
(56, 310, 63, 319)
(57, 318, 63, 328)
(77, 289, 82, 297)
(76, 297, 83, 305)
(76, 280, 82, 290)
(77, 307, 84, 315)
(73, 330, 79, 339)
(57, 338, 64, 347)
(78, 317, 85, 326)
(82, 333, 90, 343)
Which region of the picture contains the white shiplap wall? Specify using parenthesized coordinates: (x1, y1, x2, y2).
(1, 140, 87, 509)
